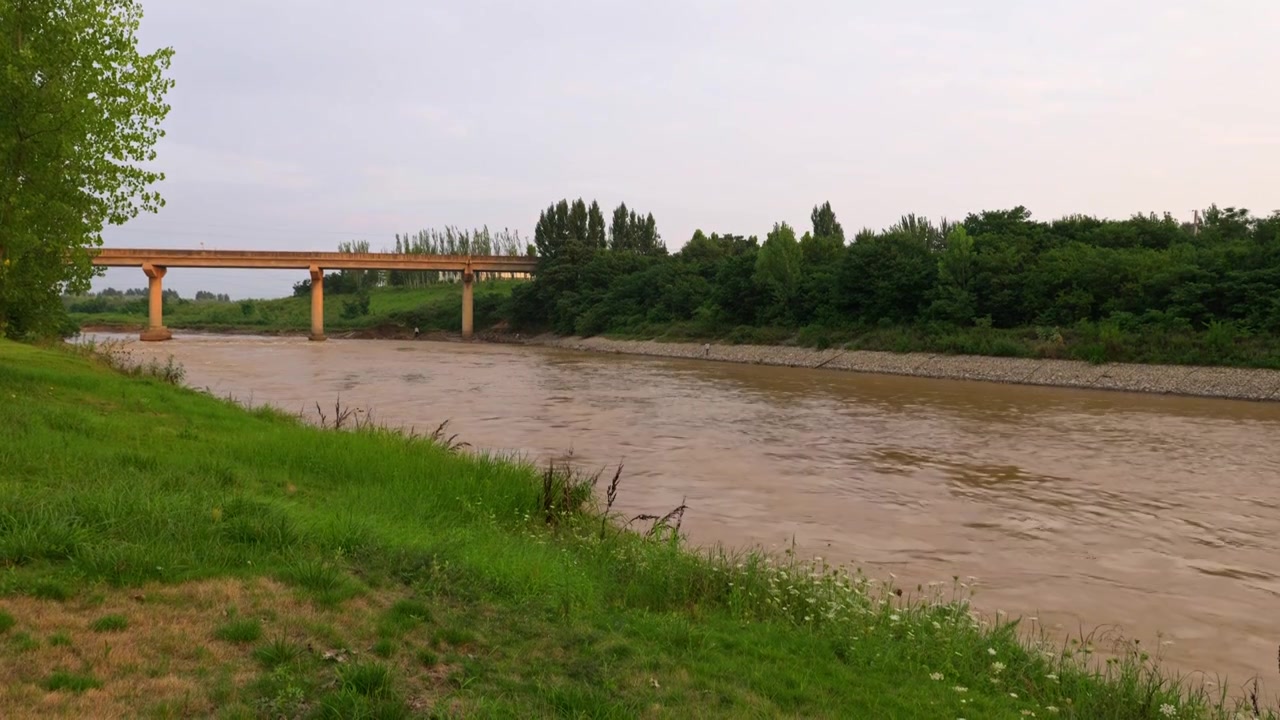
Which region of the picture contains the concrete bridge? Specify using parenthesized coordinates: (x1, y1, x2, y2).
(91, 248, 537, 342)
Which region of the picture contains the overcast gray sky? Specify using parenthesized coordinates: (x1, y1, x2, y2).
(96, 0, 1280, 298)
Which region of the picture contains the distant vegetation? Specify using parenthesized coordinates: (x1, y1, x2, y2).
(67, 280, 521, 337)
(512, 200, 1280, 368)
(68, 202, 1280, 368)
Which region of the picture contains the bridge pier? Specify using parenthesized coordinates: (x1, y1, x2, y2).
(461, 268, 474, 340)
(139, 263, 172, 341)
(308, 265, 326, 341)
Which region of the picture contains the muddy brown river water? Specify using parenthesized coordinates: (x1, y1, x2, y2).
(91, 332, 1280, 691)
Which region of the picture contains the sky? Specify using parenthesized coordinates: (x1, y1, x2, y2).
(95, 0, 1280, 299)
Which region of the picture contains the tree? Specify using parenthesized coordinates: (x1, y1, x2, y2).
(928, 225, 977, 324)
(638, 212, 664, 256)
(608, 203, 663, 256)
(810, 201, 845, 243)
(0, 0, 175, 338)
(838, 232, 937, 324)
(754, 222, 801, 321)
(335, 240, 377, 290)
(587, 201, 606, 250)
(569, 199, 589, 246)
(609, 203, 631, 252)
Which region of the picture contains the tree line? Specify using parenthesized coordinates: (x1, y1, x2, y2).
(63, 287, 230, 315)
(508, 199, 1280, 365)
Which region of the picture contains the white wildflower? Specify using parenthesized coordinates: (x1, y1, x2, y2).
(930, 672, 944, 681)
(987, 647, 997, 656)
(953, 685, 968, 693)
(1160, 704, 1176, 717)
(991, 661, 1006, 674)
(932, 621, 942, 630)
(1009, 692, 1018, 698)
(1046, 707, 1059, 715)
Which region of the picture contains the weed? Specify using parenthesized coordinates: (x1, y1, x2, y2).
(277, 559, 359, 605)
(379, 599, 431, 639)
(538, 460, 596, 526)
(253, 665, 309, 718)
(315, 688, 408, 720)
(31, 579, 72, 601)
(338, 661, 394, 698)
(44, 669, 101, 692)
(215, 618, 263, 644)
(90, 613, 129, 632)
(0, 610, 14, 633)
(372, 638, 396, 658)
(48, 630, 73, 646)
(432, 625, 476, 648)
(253, 636, 301, 668)
(10, 630, 39, 652)
(425, 419, 469, 452)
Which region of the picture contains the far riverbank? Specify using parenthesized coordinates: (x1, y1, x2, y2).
(78, 323, 1280, 401)
(521, 334, 1280, 402)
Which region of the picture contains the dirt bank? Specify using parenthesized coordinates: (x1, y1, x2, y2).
(527, 335, 1280, 401)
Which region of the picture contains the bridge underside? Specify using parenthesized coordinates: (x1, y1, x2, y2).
(90, 249, 536, 342)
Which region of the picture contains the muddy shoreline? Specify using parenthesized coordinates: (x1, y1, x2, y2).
(79, 324, 1280, 401)
(525, 335, 1280, 402)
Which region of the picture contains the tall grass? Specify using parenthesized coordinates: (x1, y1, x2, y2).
(0, 339, 1273, 718)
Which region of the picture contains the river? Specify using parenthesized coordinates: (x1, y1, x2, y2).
(89, 332, 1280, 691)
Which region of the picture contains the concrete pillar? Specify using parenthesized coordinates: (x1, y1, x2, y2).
(308, 265, 326, 341)
(461, 267, 474, 340)
(139, 263, 172, 341)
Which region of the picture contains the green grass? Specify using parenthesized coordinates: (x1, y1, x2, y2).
(9, 631, 39, 653)
(0, 610, 13, 633)
(68, 281, 522, 337)
(252, 636, 301, 669)
(214, 618, 262, 644)
(43, 669, 102, 693)
(0, 338, 1269, 718)
(89, 614, 129, 632)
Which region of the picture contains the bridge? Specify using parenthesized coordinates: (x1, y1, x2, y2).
(91, 248, 538, 342)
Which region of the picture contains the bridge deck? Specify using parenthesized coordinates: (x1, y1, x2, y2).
(91, 248, 537, 273)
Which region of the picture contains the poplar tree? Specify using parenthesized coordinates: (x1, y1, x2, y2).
(0, 0, 175, 337)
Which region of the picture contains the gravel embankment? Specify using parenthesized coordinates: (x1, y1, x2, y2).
(525, 335, 1280, 401)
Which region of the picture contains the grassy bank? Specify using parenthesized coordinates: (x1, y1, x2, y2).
(0, 340, 1267, 718)
(66, 281, 522, 337)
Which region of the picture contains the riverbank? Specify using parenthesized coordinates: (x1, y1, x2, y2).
(528, 335, 1280, 402)
(0, 338, 1256, 718)
(78, 321, 1280, 402)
